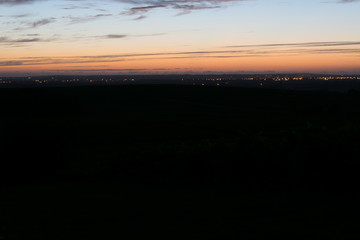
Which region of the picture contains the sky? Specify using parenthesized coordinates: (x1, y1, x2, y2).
(0, 0, 360, 76)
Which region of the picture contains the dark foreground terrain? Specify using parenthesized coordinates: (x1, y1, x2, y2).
(1, 85, 360, 239)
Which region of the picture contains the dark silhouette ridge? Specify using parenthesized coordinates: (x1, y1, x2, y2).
(1, 85, 360, 190)
(1, 84, 360, 239)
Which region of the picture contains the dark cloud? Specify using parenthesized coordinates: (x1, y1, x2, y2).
(121, 5, 166, 15)
(104, 34, 127, 38)
(1, 0, 252, 16)
(0, 36, 42, 43)
(120, 0, 248, 16)
(0, 0, 35, 5)
(0, 36, 52, 46)
(173, 3, 220, 10)
(97, 32, 165, 39)
(13, 37, 41, 42)
(1, 0, 358, 8)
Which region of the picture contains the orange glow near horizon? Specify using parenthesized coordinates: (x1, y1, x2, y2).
(2, 52, 359, 76)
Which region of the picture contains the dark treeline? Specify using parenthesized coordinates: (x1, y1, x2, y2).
(1, 85, 360, 239)
(1, 85, 360, 192)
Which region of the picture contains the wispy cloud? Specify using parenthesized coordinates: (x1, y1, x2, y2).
(96, 32, 165, 39)
(0, 60, 23, 66)
(9, 13, 31, 18)
(66, 13, 113, 24)
(225, 41, 360, 48)
(11, 17, 56, 31)
(338, 0, 359, 3)
(1, 0, 358, 7)
(1, 41, 359, 67)
(1, 0, 252, 16)
(0, 36, 42, 43)
(31, 18, 55, 28)
(0, 36, 54, 46)
(103, 34, 128, 39)
(61, 5, 91, 10)
(121, 5, 166, 15)
(120, 0, 250, 16)
(133, 15, 146, 20)
(0, 0, 36, 5)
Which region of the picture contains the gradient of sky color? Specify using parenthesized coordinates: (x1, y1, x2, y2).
(1, 0, 360, 76)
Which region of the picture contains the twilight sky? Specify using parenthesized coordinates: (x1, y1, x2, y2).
(1, 0, 360, 76)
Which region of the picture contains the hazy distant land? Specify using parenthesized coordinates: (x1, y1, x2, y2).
(1, 74, 360, 92)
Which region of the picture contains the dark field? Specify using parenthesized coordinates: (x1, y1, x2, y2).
(1, 85, 360, 239)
